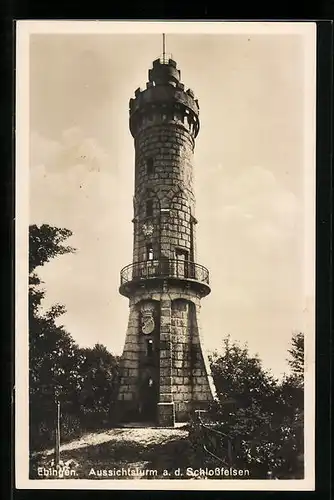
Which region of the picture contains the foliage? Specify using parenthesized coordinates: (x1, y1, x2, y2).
(189, 334, 304, 479)
(28, 224, 120, 452)
(29, 224, 76, 274)
(76, 344, 121, 428)
(287, 331, 304, 388)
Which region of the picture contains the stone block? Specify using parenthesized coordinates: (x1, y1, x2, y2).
(160, 385, 171, 393)
(125, 334, 137, 344)
(160, 358, 171, 368)
(160, 315, 171, 327)
(157, 402, 175, 427)
(160, 364, 172, 376)
(193, 385, 203, 393)
(172, 392, 184, 401)
(160, 376, 172, 385)
(160, 325, 170, 334)
(160, 299, 171, 308)
(160, 334, 171, 342)
(124, 352, 138, 361)
(193, 392, 208, 401)
(159, 393, 173, 403)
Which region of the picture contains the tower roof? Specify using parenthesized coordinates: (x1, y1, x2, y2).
(148, 57, 181, 86)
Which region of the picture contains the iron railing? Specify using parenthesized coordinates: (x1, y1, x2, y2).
(194, 410, 235, 468)
(120, 259, 209, 286)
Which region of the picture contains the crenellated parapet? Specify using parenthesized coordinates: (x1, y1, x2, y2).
(129, 58, 200, 140)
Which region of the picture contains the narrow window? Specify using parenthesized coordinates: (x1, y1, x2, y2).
(146, 243, 154, 260)
(146, 199, 153, 217)
(146, 157, 154, 175)
(175, 248, 189, 278)
(175, 248, 189, 261)
(146, 339, 154, 357)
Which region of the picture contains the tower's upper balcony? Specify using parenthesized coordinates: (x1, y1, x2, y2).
(119, 258, 210, 298)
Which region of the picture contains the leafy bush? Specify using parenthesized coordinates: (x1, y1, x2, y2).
(188, 335, 304, 479)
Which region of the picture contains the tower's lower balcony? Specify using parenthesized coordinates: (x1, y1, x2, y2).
(119, 259, 210, 298)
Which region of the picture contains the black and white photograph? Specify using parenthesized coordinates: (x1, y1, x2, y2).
(15, 21, 316, 490)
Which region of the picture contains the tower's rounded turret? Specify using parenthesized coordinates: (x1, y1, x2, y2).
(129, 58, 200, 140)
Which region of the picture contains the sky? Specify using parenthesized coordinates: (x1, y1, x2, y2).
(27, 25, 316, 379)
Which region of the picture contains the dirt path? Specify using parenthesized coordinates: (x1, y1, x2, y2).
(35, 427, 188, 456)
(31, 426, 192, 479)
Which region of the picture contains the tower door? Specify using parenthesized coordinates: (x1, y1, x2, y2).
(175, 248, 189, 279)
(139, 376, 158, 422)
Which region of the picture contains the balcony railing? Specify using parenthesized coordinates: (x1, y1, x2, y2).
(120, 259, 209, 287)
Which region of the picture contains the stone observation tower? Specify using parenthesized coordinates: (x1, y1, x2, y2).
(116, 43, 216, 427)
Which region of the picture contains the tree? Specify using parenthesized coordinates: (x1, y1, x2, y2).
(29, 224, 82, 450)
(208, 337, 282, 477)
(29, 224, 121, 452)
(277, 331, 305, 477)
(209, 335, 279, 410)
(29, 224, 75, 274)
(76, 344, 120, 428)
(189, 335, 305, 479)
(287, 331, 304, 388)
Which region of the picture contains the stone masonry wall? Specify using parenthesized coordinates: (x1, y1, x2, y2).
(117, 285, 215, 424)
(132, 124, 196, 265)
(117, 299, 160, 422)
(170, 297, 214, 421)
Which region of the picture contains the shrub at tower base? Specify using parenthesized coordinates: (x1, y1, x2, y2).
(188, 334, 304, 479)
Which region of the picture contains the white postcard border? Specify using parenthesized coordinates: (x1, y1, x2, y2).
(15, 20, 317, 491)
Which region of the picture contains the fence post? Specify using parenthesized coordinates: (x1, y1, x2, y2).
(54, 394, 61, 466)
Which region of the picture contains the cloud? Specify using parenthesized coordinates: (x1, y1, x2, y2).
(195, 162, 303, 321)
(30, 127, 110, 175)
(197, 164, 300, 248)
(29, 128, 133, 353)
(30, 131, 62, 169)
